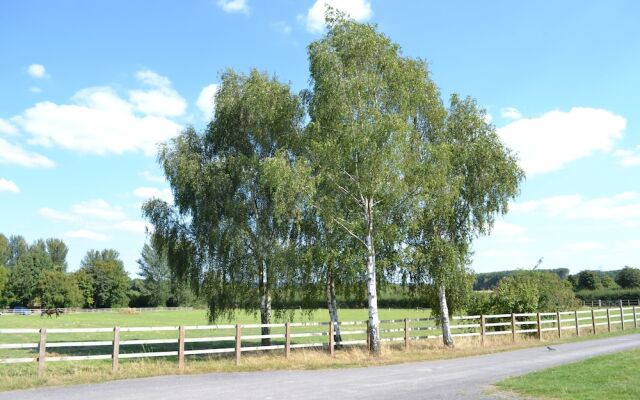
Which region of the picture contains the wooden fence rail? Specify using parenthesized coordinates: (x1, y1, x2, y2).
(0, 306, 636, 376)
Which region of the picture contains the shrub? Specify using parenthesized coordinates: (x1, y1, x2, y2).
(615, 267, 640, 289)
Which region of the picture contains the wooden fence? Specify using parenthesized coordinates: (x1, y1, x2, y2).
(1, 306, 194, 315)
(0, 306, 637, 377)
(582, 299, 640, 308)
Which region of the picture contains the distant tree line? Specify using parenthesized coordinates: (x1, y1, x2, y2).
(0, 233, 195, 309)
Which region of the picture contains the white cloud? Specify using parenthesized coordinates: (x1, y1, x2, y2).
(39, 207, 76, 222)
(492, 221, 525, 236)
(114, 220, 151, 234)
(29, 87, 42, 93)
(0, 118, 18, 135)
(555, 241, 605, 254)
(0, 178, 19, 193)
(302, 0, 372, 33)
(217, 0, 249, 13)
(139, 170, 166, 183)
(128, 70, 187, 117)
(512, 192, 640, 221)
(65, 230, 110, 241)
(0, 138, 55, 168)
(71, 199, 126, 221)
(133, 187, 173, 204)
(614, 146, 640, 167)
(15, 82, 182, 156)
(196, 83, 219, 119)
(500, 107, 522, 120)
(271, 21, 292, 34)
(27, 64, 47, 79)
(497, 107, 626, 176)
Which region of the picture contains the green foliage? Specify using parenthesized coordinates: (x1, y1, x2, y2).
(144, 68, 307, 322)
(7, 235, 28, 267)
(480, 271, 579, 314)
(36, 270, 81, 308)
(600, 275, 619, 289)
(45, 238, 68, 271)
(0, 265, 8, 307)
(0, 234, 9, 267)
(575, 270, 603, 291)
(137, 243, 170, 307)
(474, 268, 570, 290)
(616, 266, 640, 289)
(576, 288, 640, 302)
(78, 249, 130, 308)
(73, 269, 94, 308)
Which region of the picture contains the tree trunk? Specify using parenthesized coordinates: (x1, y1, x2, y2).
(365, 198, 381, 355)
(439, 281, 454, 347)
(326, 264, 342, 346)
(259, 259, 271, 346)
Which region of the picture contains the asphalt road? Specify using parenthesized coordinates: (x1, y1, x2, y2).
(4, 334, 640, 400)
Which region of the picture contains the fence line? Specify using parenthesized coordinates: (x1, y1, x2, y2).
(0, 306, 637, 377)
(1, 306, 195, 315)
(582, 299, 640, 308)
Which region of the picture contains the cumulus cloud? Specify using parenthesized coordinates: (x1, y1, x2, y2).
(614, 146, 640, 167)
(27, 64, 47, 78)
(114, 220, 151, 234)
(500, 107, 522, 120)
(41, 199, 126, 222)
(128, 70, 187, 117)
(511, 192, 640, 221)
(65, 230, 110, 241)
(14, 71, 183, 156)
(0, 138, 55, 168)
(497, 107, 626, 176)
(271, 21, 292, 34)
(217, 0, 249, 13)
(196, 83, 220, 119)
(302, 0, 372, 33)
(0, 118, 17, 135)
(0, 178, 19, 193)
(133, 187, 173, 204)
(139, 170, 165, 183)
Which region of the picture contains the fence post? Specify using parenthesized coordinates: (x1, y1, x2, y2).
(235, 324, 241, 365)
(536, 313, 542, 340)
(37, 328, 47, 378)
(178, 326, 185, 370)
(511, 313, 516, 343)
(598, 300, 602, 308)
(574, 311, 579, 337)
(329, 321, 335, 356)
(112, 326, 120, 372)
(556, 311, 561, 338)
(606, 308, 611, 333)
(591, 308, 596, 335)
(620, 306, 625, 331)
(480, 315, 486, 346)
(285, 322, 291, 358)
(634, 306, 638, 329)
(404, 318, 409, 350)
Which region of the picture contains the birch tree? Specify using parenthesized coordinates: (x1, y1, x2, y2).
(143, 69, 309, 344)
(305, 12, 442, 354)
(408, 94, 524, 347)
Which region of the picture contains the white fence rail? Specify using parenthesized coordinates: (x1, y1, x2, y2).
(1, 306, 637, 377)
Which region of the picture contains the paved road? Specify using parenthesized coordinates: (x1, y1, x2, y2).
(4, 334, 640, 400)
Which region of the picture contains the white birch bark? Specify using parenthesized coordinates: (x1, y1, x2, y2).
(365, 197, 381, 355)
(260, 259, 272, 346)
(326, 266, 342, 345)
(439, 281, 454, 347)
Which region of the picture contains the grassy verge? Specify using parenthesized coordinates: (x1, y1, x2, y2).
(2, 325, 639, 393)
(496, 347, 640, 399)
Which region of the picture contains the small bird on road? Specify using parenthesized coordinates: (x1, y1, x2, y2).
(546, 346, 557, 351)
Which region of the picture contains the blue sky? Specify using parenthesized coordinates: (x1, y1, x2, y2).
(1, 0, 639, 275)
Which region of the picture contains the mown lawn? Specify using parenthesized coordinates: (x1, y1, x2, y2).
(496, 348, 640, 400)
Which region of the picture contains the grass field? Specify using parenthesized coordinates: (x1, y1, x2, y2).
(496, 348, 640, 399)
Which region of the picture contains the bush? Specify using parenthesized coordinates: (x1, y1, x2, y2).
(479, 271, 579, 314)
(576, 288, 640, 302)
(615, 267, 640, 289)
